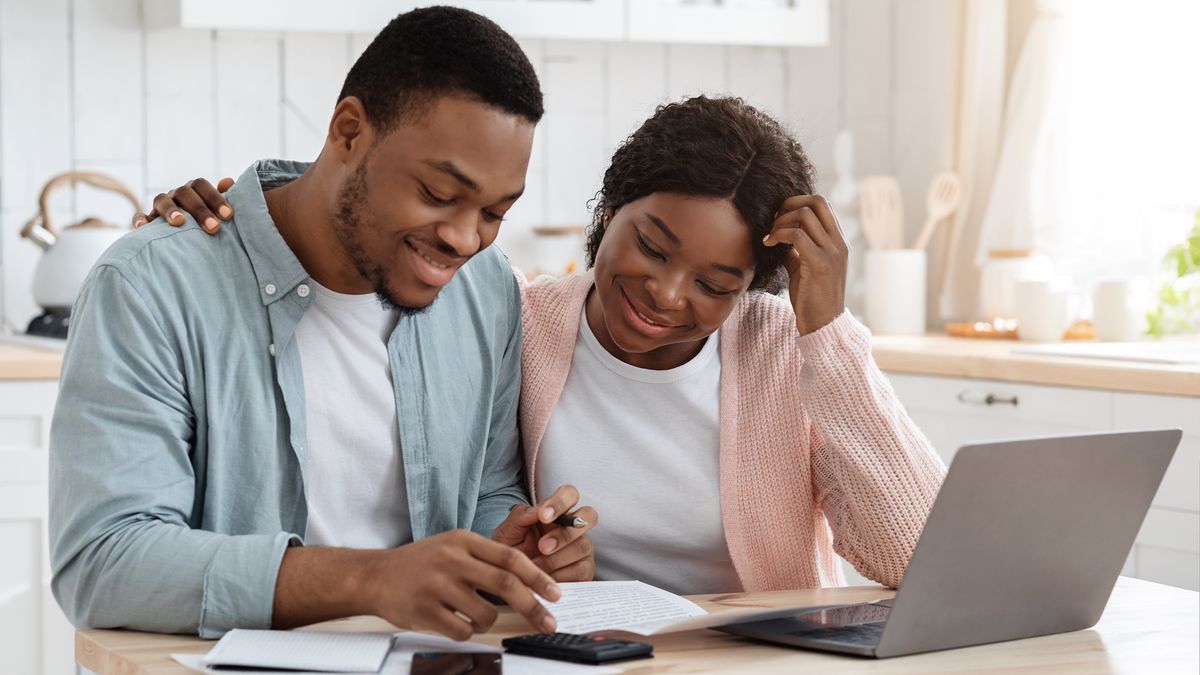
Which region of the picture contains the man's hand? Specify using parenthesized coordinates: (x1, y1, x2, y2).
(491, 484, 598, 582)
(273, 530, 561, 641)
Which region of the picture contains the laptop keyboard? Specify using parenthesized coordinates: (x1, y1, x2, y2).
(789, 621, 886, 646)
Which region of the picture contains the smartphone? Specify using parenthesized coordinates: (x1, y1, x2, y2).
(409, 651, 502, 675)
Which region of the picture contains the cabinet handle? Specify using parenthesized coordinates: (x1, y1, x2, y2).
(956, 391, 1019, 407)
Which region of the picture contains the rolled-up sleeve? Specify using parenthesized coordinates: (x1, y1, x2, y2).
(49, 264, 295, 637)
(471, 268, 529, 536)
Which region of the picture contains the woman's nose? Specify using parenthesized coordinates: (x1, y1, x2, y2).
(646, 274, 686, 311)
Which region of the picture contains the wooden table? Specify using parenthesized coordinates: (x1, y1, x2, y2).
(77, 577, 1197, 674)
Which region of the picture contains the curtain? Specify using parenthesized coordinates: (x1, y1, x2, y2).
(934, 0, 1008, 322)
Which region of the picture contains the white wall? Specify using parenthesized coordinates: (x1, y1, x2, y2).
(0, 0, 959, 330)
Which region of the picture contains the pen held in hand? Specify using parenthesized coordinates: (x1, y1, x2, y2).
(554, 513, 589, 528)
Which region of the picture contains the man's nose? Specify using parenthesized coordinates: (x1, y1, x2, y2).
(436, 210, 482, 257)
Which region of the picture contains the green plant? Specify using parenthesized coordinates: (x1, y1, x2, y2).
(1146, 210, 1200, 336)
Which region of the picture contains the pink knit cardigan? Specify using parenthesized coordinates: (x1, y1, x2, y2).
(518, 271, 946, 590)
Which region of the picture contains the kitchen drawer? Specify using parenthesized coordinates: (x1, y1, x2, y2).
(0, 380, 58, 484)
(886, 374, 1113, 462)
(1113, 392, 1200, 513)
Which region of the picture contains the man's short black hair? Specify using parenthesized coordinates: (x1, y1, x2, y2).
(338, 6, 544, 133)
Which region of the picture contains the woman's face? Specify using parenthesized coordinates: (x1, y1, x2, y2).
(588, 192, 757, 369)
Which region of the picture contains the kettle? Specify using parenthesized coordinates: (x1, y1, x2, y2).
(21, 171, 140, 312)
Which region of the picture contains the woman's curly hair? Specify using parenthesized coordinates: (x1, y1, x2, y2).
(585, 96, 815, 294)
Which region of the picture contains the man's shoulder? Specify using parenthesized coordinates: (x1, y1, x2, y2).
(96, 217, 248, 281)
(87, 218, 255, 311)
(451, 245, 518, 302)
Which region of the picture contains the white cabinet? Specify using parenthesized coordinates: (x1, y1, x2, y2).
(628, 0, 829, 47)
(852, 373, 1199, 591)
(887, 375, 1114, 464)
(1112, 392, 1200, 591)
(144, 0, 830, 46)
(145, 0, 625, 39)
(0, 380, 74, 675)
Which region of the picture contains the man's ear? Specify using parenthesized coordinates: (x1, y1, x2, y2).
(327, 96, 373, 161)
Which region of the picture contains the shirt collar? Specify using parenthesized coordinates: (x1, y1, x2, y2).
(226, 159, 313, 306)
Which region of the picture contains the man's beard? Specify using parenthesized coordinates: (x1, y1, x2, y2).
(332, 160, 430, 317)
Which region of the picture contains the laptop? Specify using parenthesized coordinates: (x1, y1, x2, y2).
(717, 429, 1181, 658)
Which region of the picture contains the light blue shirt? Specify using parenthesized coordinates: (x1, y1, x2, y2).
(49, 160, 527, 638)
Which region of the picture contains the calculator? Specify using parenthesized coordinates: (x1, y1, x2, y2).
(501, 632, 654, 665)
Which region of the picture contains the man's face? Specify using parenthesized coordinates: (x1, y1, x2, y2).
(332, 95, 534, 311)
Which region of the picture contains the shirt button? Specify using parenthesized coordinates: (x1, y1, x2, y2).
(264, 283, 277, 296)
(297, 284, 310, 298)
(268, 343, 276, 356)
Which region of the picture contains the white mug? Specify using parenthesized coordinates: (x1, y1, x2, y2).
(1093, 278, 1148, 341)
(864, 249, 926, 336)
(1014, 279, 1074, 341)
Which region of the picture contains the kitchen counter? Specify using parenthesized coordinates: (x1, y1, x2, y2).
(872, 335, 1200, 397)
(0, 341, 64, 380)
(3, 334, 1198, 396)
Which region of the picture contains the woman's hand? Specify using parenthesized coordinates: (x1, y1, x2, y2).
(491, 484, 598, 582)
(133, 177, 235, 234)
(763, 195, 849, 335)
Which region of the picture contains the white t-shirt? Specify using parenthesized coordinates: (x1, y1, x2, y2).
(294, 281, 411, 549)
(536, 308, 742, 595)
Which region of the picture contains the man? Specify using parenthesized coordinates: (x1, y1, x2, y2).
(49, 7, 595, 641)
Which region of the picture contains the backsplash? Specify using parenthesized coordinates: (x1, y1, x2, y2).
(0, 0, 956, 330)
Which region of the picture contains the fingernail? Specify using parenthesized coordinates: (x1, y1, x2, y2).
(203, 217, 219, 232)
(170, 211, 184, 224)
(541, 507, 554, 522)
(547, 583, 561, 600)
(541, 538, 557, 555)
(218, 206, 233, 219)
(542, 616, 557, 632)
(762, 235, 772, 245)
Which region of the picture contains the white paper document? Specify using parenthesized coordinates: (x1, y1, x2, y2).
(540, 580, 882, 636)
(202, 629, 393, 672)
(173, 630, 617, 675)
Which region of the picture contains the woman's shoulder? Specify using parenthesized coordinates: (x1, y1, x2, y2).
(519, 271, 590, 309)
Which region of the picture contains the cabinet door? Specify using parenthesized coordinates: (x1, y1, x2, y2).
(627, 0, 830, 46)
(146, 0, 626, 41)
(0, 484, 75, 675)
(0, 381, 73, 675)
(886, 374, 1114, 464)
(0, 380, 58, 483)
(1113, 392, 1200, 590)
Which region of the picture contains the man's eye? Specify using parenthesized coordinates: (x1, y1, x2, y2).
(482, 210, 505, 224)
(421, 185, 454, 206)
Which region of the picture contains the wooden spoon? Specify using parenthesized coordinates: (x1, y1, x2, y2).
(912, 171, 964, 250)
(858, 175, 905, 250)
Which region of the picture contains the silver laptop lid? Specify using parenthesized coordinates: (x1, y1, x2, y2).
(875, 429, 1180, 658)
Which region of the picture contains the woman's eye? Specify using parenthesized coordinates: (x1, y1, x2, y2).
(699, 281, 734, 297)
(635, 233, 665, 261)
(482, 210, 505, 224)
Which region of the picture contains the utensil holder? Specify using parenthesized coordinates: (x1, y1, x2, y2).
(864, 249, 926, 336)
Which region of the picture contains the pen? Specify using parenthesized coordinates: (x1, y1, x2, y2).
(554, 512, 589, 528)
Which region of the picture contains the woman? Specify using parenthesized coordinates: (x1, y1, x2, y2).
(143, 96, 945, 595)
